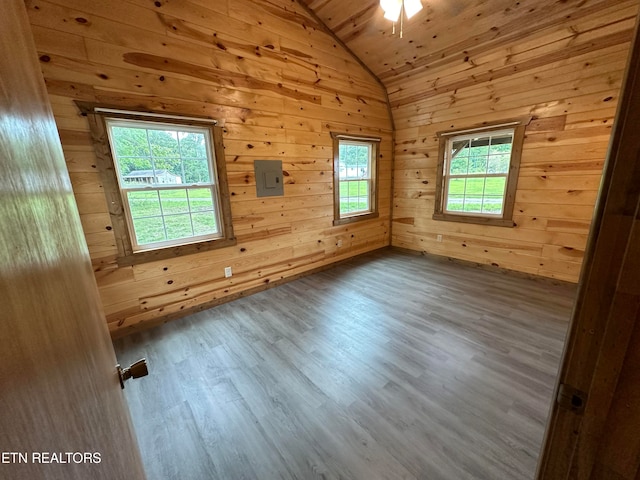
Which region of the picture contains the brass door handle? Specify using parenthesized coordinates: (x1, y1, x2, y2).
(117, 358, 148, 389)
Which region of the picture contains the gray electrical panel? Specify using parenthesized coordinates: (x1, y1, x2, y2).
(254, 160, 284, 197)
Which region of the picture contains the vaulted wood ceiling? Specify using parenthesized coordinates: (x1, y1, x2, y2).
(299, 0, 624, 89)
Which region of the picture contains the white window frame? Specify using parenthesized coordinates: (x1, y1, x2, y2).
(442, 128, 514, 218)
(105, 118, 224, 252)
(78, 102, 236, 265)
(433, 118, 529, 227)
(332, 133, 380, 226)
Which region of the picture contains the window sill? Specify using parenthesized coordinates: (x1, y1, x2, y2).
(432, 212, 515, 228)
(116, 236, 237, 266)
(333, 212, 379, 226)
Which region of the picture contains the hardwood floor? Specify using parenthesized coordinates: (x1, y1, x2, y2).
(114, 248, 576, 480)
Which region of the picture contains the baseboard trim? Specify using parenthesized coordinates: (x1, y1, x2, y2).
(110, 246, 390, 339)
(390, 246, 576, 287)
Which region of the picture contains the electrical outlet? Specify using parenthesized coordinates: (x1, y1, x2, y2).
(436, 234, 443, 242)
(224, 266, 232, 278)
(337, 239, 343, 247)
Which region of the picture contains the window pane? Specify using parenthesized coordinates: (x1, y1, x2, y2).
(192, 211, 218, 236)
(489, 135, 513, 154)
(446, 194, 464, 212)
(104, 118, 229, 252)
(339, 143, 370, 179)
(356, 145, 370, 164)
(132, 216, 165, 245)
(111, 126, 150, 157)
(440, 128, 517, 219)
(485, 177, 506, 196)
(342, 202, 358, 214)
(120, 158, 154, 186)
(152, 158, 183, 186)
(482, 196, 504, 214)
(187, 188, 215, 212)
(110, 125, 215, 188)
(444, 176, 507, 216)
(340, 199, 353, 214)
(469, 137, 490, 156)
(340, 180, 354, 214)
(463, 197, 482, 213)
(148, 129, 180, 158)
(449, 133, 512, 172)
(128, 191, 161, 218)
(448, 178, 466, 195)
(178, 131, 207, 158)
(465, 178, 485, 196)
(335, 138, 376, 220)
(464, 178, 485, 213)
(164, 214, 193, 241)
(487, 154, 511, 174)
(450, 157, 468, 175)
(339, 180, 370, 214)
(468, 155, 487, 174)
(183, 158, 211, 183)
(160, 189, 189, 215)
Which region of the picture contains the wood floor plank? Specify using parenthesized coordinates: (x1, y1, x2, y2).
(114, 248, 575, 479)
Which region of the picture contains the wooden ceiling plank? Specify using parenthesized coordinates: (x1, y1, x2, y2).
(378, 0, 637, 83)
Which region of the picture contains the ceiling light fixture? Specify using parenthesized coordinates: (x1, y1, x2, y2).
(380, 0, 423, 38)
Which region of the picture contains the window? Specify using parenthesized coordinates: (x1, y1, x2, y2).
(332, 133, 380, 225)
(79, 104, 235, 265)
(433, 119, 528, 227)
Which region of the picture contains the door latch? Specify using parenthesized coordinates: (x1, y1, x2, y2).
(117, 358, 148, 389)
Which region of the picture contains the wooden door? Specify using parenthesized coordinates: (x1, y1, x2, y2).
(0, 2, 146, 479)
(537, 9, 640, 480)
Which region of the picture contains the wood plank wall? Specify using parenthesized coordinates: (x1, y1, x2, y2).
(390, 1, 639, 282)
(25, 0, 393, 337)
(537, 13, 640, 476)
